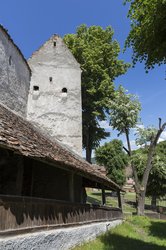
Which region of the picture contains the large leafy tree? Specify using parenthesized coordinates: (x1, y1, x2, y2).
(132, 141, 166, 208)
(124, 0, 166, 69)
(64, 25, 130, 162)
(109, 86, 166, 215)
(95, 139, 128, 186)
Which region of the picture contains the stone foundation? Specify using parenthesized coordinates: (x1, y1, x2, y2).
(0, 220, 122, 250)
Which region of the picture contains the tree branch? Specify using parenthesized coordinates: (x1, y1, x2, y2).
(124, 129, 140, 192)
(125, 129, 132, 156)
(154, 122, 166, 146)
(159, 118, 162, 129)
(142, 121, 166, 188)
(123, 146, 130, 155)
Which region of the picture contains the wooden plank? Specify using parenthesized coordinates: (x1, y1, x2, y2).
(117, 191, 122, 209)
(69, 173, 74, 202)
(0, 195, 122, 232)
(101, 188, 106, 206)
(16, 156, 24, 195)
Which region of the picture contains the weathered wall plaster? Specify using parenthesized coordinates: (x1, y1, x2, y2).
(0, 220, 122, 250)
(27, 36, 82, 155)
(0, 26, 30, 117)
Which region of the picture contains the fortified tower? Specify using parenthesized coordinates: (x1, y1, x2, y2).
(27, 35, 82, 155)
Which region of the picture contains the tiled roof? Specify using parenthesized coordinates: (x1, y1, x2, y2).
(0, 104, 121, 191)
(0, 24, 31, 73)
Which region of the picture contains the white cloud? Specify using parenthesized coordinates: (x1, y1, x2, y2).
(160, 131, 166, 141)
(99, 120, 112, 130)
(136, 124, 145, 129)
(124, 139, 140, 151)
(131, 124, 145, 135)
(158, 137, 165, 143)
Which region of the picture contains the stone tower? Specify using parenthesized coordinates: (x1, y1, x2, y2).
(27, 35, 82, 155)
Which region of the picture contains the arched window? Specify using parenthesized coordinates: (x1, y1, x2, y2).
(33, 86, 39, 91)
(62, 88, 67, 93)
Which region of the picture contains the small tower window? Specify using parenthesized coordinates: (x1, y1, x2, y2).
(33, 85, 39, 91)
(62, 88, 67, 93)
(9, 56, 12, 65)
(49, 77, 53, 82)
(53, 41, 56, 47)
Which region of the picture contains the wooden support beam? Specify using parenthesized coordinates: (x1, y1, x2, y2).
(30, 165, 34, 196)
(16, 156, 24, 195)
(101, 188, 106, 206)
(117, 190, 122, 209)
(69, 173, 74, 202)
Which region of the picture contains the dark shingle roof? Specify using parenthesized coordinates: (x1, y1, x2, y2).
(0, 104, 121, 191)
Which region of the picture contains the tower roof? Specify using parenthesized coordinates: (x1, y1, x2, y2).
(28, 34, 80, 69)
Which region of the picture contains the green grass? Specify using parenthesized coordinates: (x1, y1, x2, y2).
(72, 216, 166, 250)
(86, 190, 166, 214)
(86, 190, 135, 213)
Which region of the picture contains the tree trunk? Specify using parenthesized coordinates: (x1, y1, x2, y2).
(125, 129, 132, 156)
(86, 147, 92, 163)
(151, 195, 157, 210)
(86, 128, 92, 163)
(136, 191, 145, 216)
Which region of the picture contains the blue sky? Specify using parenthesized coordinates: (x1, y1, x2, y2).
(1, 0, 166, 148)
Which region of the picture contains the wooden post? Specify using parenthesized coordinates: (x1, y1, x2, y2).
(30, 165, 34, 196)
(16, 156, 24, 195)
(101, 187, 106, 206)
(69, 173, 74, 202)
(117, 190, 122, 209)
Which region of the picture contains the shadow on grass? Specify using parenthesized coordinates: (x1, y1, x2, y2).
(87, 196, 100, 205)
(100, 232, 166, 250)
(149, 221, 166, 240)
(91, 192, 114, 197)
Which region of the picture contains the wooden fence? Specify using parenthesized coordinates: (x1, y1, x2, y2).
(0, 195, 122, 233)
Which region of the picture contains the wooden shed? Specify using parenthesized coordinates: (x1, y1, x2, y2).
(0, 104, 122, 235)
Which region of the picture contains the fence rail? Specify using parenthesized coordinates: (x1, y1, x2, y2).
(0, 195, 122, 233)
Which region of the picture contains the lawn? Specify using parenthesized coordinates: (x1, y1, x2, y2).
(86, 190, 166, 214)
(72, 216, 166, 250)
(86, 190, 136, 213)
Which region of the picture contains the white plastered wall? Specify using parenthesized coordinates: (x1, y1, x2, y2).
(27, 36, 82, 155)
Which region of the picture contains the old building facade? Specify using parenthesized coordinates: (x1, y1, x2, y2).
(27, 35, 82, 155)
(0, 26, 123, 250)
(0, 25, 30, 117)
(0, 26, 82, 155)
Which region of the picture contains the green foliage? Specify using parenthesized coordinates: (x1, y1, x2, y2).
(135, 126, 158, 146)
(64, 25, 130, 161)
(124, 0, 166, 70)
(108, 86, 165, 214)
(132, 141, 166, 198)
(95, 139, 128, 186)
(109, 85, 141, 135)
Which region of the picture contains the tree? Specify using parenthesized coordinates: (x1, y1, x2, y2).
(124, 0, 166, 70)
(132, 141, 166, 208)
(109, 85, 141, 155)
(109, 86, 166, 215)
(64, 25, 130, 162)
(95, 139, 128, 186)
